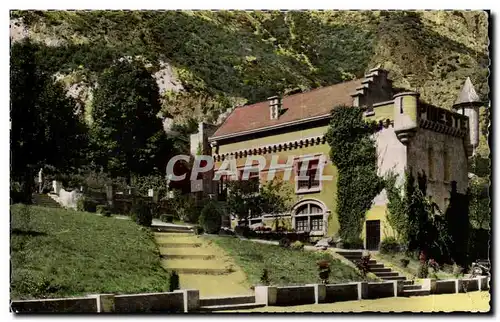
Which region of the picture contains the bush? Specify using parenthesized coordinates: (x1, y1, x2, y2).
(160, 214, 174, 223)
(234, 225, 253, 238)
(417, 262, 429, 278)
(355, 254, 371, 278)
(218, 227, 235, 236)
(131, 198, 153, 227)
(400, 258, 410, 268)
(198, 201, 222, 234)
(260, 268, 270, 286)
(290, 241, 304, 250)
(342, 237, 364, 249)
(194, 226, 204, 235)
(317, 260, 331, 284)
(96, 205, 112, 217)
(168, 271, 180, 292)
(380, 237, 400, 254)
(279, 237, 291, 248)
(76, 197, 99, 213)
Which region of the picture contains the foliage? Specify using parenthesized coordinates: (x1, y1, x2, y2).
(90, 59, 171, 180)
(10, 205, 171, 299)
(290, 241, 304, 250)
(380, 237, 400, 254)
(417, 262, 429, 278)
(160, 214, 174, 223)
(198, 201, 223, 234)
(326, 105, 383, 240)
(168, 271, 180, 292)
(209, 235, 363, 286)
(10, 39, 88, 198)
(260, 268, 270, 286)
(355, 254, 371, 278)
(96, 205, 111, 217)
(468, 177, 490, 230)
(169, 190, 199, 223)
(234, 225, 253, 238)
(130, 198, 153, 227)
(132, 173, 170, 200)
(342, 237, 364, 250)
(76, 196, 98, 213)
(384, 171, 408, 242)
(193, 225, 204, 235)
(279, 237, 291, 248)
(317, 260, 331, 284)
(400, 258, 410, 268)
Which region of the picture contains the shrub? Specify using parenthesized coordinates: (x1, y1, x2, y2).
(194, 226, 204, 235)
(453, 264, 464, 277)
(380, 237, 400, 254)
(218, 227, 235, 236)
(343, 237, 364, 249)
(355, 254, 371, 278)
(428, 258, 439, 272)
(234, 225, 253, 238)
(290, 241, 304, 250)
(76, 197, 99, 213)
(198, 201, 222, 234)
(417, 262, 429, 278)
(160, 214, 174, 223)
(260, 268, 270, 286)
(400, 258, 410, 268)
(279, 237, 291, 248)
(96, 205, 112, 217)
(131, 198, 153, 227)
(317, 260, 331, 284)
(168, 271, 180, 292)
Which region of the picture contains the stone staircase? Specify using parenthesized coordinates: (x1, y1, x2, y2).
(336, 250, 429, 297)
(154, 227, 252, 299)
(31, 193, 61, 208)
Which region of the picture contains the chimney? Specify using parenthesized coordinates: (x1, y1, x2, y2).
(268, 95, 282, 120)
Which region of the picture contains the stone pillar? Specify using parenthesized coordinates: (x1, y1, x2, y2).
(308, 284, 326, 304)
(181, 289, 199, 313)
(96, 294, 115, 313)
(358, 282, 368, 300)
(454, 279, 460, 293)
(393, 280, 405, 297)
(105, 185, 114, 209)
(421, 278, 436, 293)
(255, 286, 277, 306)
(53, 180, 62, 195)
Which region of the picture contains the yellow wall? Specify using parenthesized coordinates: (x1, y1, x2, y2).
(214, 125, 340, 236)
(362, 204, 396, 243)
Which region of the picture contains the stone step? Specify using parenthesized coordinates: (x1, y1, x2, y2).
(373, 271, 399, 277)
(336, 251, 363, 257)
(199, 303, 265, 312)
(161, 254, 215, 260)
(369, 267, 391, 273)
(403, 285, 423, 291)
(403, 280, 415, 286)
(167, 268, 231, 275)
(368, 264, 384, 269)
(157, 242, 202, 248)
(380, 276, 406, 281)
(152, 226, 193, 233)
(200, 295, 255, 307)
(402, 289, 430, 297)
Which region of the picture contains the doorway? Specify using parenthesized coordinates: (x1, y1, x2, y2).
(366, 220, 381, 250)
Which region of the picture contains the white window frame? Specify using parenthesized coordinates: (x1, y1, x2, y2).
(292, 200, 328, 235)
(294, 154, 324, 194)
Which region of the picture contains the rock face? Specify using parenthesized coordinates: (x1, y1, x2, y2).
(315, 237, 333, 248)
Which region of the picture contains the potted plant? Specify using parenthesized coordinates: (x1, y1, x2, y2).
(317, 260, 331, 284)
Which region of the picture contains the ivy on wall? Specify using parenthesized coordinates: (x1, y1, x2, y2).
(325, 105, 383, 241)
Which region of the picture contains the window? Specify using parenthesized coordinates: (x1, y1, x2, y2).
(311, 216, 323, 231)
(294, 203, 325, 232)
(296, 217, 308, 232)
(296, 159, 320, 192)
(443, 150, 450, 182)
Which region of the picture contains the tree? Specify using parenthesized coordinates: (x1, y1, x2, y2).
(10, 39, 88, 199)
(90, 59, 170, 180)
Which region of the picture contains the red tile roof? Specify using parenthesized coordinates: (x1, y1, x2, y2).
(211, 79, 362, 138)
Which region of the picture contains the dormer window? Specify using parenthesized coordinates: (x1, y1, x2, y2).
(268, 95, 282, 120)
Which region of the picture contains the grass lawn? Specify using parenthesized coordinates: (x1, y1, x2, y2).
(373, 252, 455, 281)
(228, 291, 491, 312)
(206, 236, 366, 287)
(10, 204, 170, 300)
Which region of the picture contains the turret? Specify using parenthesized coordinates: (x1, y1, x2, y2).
(452, 77, 482, 155)
(393, 92, 419, 145)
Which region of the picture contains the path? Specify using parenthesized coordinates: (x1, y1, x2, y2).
(154, 228, 252, 298)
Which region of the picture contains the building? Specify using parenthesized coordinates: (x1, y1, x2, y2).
(197, 68, 480, 249)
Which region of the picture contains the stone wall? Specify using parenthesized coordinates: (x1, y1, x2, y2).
(114, 291, 185, 313)
(11, 297, 97, 313)
(407, 128, 469, 211)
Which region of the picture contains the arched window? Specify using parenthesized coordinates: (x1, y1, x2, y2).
(294, 202, 325, 232)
